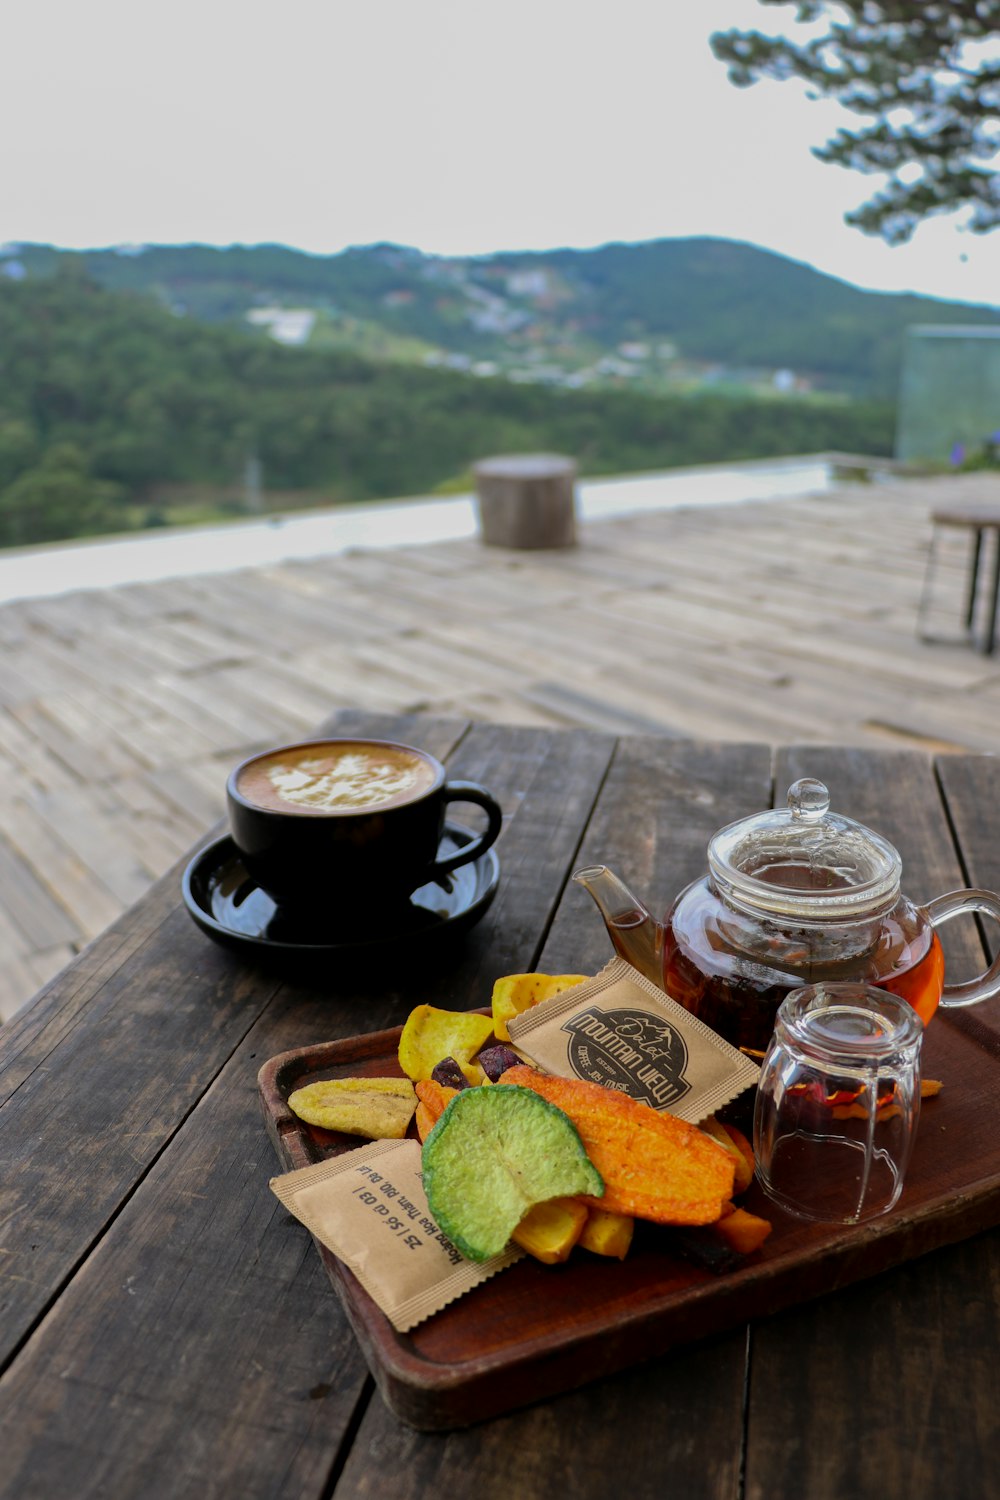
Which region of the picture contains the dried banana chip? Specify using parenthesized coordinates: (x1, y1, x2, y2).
(288, 1076, 417, 1139)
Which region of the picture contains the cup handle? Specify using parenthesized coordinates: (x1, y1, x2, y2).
(431, 782, 503, 877)
(926, 888, 1000, 1008)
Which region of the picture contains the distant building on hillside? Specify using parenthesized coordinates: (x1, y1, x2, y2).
(246, 308, 316, 346)
(505, 269, 550, 299)
(896, 326, 1000, 464)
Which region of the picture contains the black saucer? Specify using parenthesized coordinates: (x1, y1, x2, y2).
(181, 822, 500, 960)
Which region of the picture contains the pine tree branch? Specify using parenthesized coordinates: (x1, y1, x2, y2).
(710, 1, 1000, 242)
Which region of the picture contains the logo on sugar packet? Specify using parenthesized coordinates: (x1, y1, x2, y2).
(561, 1005, 691, 1109)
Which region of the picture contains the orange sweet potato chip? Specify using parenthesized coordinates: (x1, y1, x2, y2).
(499, 1065, 735, 1225)
(711, 1206, 772, 1257)
(414, 1102, 436, 1143)
(414, 1079, 460, 1141)
(415, 1078, 458, 1116)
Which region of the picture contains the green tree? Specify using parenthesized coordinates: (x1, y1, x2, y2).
(0, 262, 902, 547)
(0, 443, 124, 545)
(711, 2, 1000, 244)
(0, 420, 38, 490)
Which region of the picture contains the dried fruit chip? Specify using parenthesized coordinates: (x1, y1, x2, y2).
(701, 1117, 754, 1195)
(397, 1005, 495, 1082)
(415, 1078, 459, 1117)
(498, 1066, 735, 1225)
(421, 1084, 604, 1262)
(578, 1207, 635, 1261)
(711, 1206, 772, 1257)
(478, 1043, 524, 1081)
(512, 1197, 589, 1264)
(414, 1102, 436, 1143)
(288, 1077, 417, 1139)
(671, 1206, 773, 1272)
(491, 973, 588, 1041)
(430, 1057, 469, 1091)
(414, 1079, 459, 1142)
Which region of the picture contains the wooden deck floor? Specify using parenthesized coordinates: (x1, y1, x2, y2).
(2, 470, 998, 1021)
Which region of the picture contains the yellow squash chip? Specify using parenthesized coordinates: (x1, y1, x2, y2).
(288, 1076, 417, 1139)
(491, 972, 589, 1041)
(397, 1005, 495, 1082)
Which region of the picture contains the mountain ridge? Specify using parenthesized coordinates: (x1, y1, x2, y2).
(4, 236, 996, 398)
(0, 263, 894, 547)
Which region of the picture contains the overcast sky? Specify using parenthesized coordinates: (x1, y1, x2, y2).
(2, 0, 997, 305)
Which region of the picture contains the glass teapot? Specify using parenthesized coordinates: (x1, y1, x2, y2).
(574, 777, 1000, 1053)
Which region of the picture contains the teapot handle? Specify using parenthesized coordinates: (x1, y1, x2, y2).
(925, 889, 1000, 1008)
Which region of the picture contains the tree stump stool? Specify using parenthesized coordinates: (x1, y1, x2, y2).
(473, 453, 578, 549)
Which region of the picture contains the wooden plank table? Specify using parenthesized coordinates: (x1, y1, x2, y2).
(1, 709, 1000, 1499)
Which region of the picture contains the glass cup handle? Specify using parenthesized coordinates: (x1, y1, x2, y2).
(925, 889, 1000, 1008)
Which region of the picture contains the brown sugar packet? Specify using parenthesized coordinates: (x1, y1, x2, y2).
(269, 1137, 521, 1332)
(507, 956, 759, 1122)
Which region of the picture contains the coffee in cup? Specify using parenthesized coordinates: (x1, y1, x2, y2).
(235, 742, 438, 815)
(227, 738, 503, 913)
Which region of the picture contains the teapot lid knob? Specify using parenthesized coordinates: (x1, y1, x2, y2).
(787, 777, 830, 822)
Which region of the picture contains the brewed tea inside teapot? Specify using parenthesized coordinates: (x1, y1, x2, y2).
(575, 777, 1000, 1053)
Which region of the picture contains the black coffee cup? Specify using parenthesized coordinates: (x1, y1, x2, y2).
(226, 737, 503, 912)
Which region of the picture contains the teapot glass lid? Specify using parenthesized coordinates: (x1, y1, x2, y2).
(707, 778, 902, 921)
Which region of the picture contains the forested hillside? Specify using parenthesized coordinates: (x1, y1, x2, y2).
(0, 269, 895, 546)
(7, 237, 996, 398)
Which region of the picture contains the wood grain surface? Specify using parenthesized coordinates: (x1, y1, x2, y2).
(1, 719, 999, 1499)
(747, 746, 1000, 1500)
(258, 1003, 1000, 1433)
(7, 469, 1000, 1026)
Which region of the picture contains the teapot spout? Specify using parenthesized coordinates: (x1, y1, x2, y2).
(573, 865, 664, 989)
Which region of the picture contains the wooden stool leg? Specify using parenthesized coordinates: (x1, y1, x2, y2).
(986, 529, 1000, 656)
(965, 527, 984, 631)
(917, 526, 941, 640)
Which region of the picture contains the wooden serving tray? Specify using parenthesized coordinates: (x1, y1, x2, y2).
(258, 1009, 1000, 1431)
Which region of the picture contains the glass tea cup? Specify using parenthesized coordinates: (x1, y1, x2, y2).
(753, 983, 923, 1224)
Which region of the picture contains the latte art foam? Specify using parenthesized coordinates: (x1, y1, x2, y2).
(235, 742, 437, 814)
(268, 753, 421, 810)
